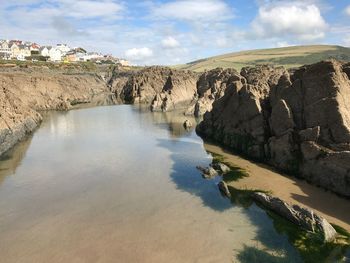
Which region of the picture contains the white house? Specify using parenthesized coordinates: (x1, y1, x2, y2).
(49, 47, 63, 62)
(119, 59, 129, 66)
(40, 46, 51, 57)
(81, 52, 102, 61)
(56, 44, 70, 55)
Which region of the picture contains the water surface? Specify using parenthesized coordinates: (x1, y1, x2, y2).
(0, 105, 302, 262)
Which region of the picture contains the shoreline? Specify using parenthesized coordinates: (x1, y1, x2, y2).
(204, 142, 350, 232)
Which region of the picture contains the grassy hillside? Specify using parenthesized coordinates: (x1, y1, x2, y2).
(176, 45, 350, 72)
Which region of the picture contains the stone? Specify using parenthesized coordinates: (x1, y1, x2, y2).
(252, 192, 337, 242)
(218, 181, 231, 198)
(299, 126, 320, 142)
(212, 162, 231, 174)
(196, 166, 218, 179)
(270, 99, 295, 137)
(183, 119, 193, 130)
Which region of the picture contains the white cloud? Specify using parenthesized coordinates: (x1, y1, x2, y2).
(346, 6, 350, 16)
(62, 0, 124, 19)
(161, 36, 180, 49)
(152, 0, 232, 22)
(252, 3, 328, 41)
(276, 41, 291, 48)
(125, 47, 154, 62)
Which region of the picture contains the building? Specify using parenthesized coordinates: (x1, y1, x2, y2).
(49, 47, 63, 62)
(39, 46, 52, 57)
(0, 40, 11, 59)
(56, 44, 70, 55)
(119, 59, 129, 66)
(17, 44, 31, 60)
(9, 43, 20, 58)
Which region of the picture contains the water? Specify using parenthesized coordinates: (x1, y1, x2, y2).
(0, 105, 303, 262)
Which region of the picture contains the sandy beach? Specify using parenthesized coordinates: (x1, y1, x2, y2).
(204, 143, 350, 232)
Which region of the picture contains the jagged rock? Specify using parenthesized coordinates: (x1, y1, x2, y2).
(183, 120, 193, 130)
(299, 126, 320, 142)
(196, 165, 218, 179)
(114, 66, 198, 111)
(197, 60, 350, 197)
(252, 192, 337, 242)
(194, 97, 213, 117)
(212, 162, 230, 174)
(218, 181, 231, 198)
(270, 99, 295, 137)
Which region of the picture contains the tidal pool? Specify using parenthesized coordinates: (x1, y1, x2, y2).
(0, 105, 305, 262)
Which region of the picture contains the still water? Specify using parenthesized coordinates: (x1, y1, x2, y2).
(0, 105, 302, 262)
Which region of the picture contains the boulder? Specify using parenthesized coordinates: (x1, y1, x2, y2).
(252, 192, 337, 242)
(183, 119, 193, 130)
(196, 166, 218, 179)
(212, 162, 231, 174)
(218, 181, 231, 198)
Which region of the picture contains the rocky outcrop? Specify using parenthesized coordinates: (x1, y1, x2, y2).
(115, 67, 198, 111)
(185, 68, 239, 116)
(110, 66, 241, 116)
(197, 60, 350, 197)
(0, 69, 107, 156)
(196, 165, 218, 179)
(252, 192, 337, 242)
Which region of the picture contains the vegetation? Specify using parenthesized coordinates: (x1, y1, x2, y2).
(176, 45, 350, 72)
(209, 151, 249, 182)
(207, 151, 350, 262)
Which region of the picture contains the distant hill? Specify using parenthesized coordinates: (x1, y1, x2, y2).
(176, 45, 350, 72)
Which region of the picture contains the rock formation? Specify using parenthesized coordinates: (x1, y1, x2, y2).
(197, 60, 350, 197)
(187, 68, 240, 116)
(110, 66, 238, 115)
(114, 67, 198, 111)
(252, 192, 337, 242)
(218, 181, 231, 198)
(0, 68, 107, 156)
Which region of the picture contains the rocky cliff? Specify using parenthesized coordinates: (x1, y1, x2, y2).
(0, 68, 108, 156)
(197, 60, 350, 197)
(112, 66, 199, 112)
(111, 66, 241, 115)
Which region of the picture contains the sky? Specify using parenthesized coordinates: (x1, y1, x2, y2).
(1, 0, 350, 65)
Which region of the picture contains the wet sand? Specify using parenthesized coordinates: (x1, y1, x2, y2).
(204, 143, 350, 232)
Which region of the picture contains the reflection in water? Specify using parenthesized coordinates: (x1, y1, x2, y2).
(0, 105, 306, 262)
(0, 136, 33, 185)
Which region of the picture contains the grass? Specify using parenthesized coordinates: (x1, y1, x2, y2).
(175, 45, 350, 72)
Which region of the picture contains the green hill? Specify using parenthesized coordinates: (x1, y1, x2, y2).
(176, 45, 350, 72)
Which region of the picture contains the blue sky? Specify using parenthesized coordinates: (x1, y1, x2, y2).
(1, 0, 350, 65)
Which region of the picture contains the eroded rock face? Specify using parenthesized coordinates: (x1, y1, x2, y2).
(252, 192, 337, 242)
(116, 67, 198, 111)
(111, 66, 243, 116)
(0, 70, 107, 156)
(197, 60, 350, 197)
